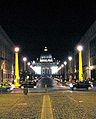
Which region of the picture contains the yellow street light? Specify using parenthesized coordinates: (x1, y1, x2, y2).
(77, 45, 83, 81)
(14, 47, 20, 88)
(77, 45, 83, 51)
(14, 47, 19, 52)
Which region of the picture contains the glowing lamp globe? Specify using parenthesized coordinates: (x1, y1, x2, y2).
(23, 57, 27, 62)
(77, 45, 83, 51)
(64, 61, 67, 65)
(61, 64, 64, 68)
(68, 56, 72, 61)
(27, 62, 30, 66)
(14, 47, 19, 52)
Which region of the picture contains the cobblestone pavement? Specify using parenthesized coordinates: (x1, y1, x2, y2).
(0, 91, 96, 119)
(50, 91, 96, 119)
(0, 93, 43, 119)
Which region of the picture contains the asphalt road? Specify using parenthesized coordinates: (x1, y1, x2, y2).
(37, 77, 55, 88)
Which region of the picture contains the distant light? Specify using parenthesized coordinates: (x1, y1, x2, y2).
(51, 66, 58, 74)
(32, 60, 35, 64)
(61, 64, 64, 67)
(31, 66, 41, 75)
(64, 61, 67, 65)
(14, 47, 19, 52)
(27, 62, 30, 66)
(68, 56, 72, 61)
(44, 46, 48, 51)
(57, 66, 62, 71)
(27, 76, 29, 79)
(90, 66, 94, 70)
(30, 65, 32, 68)
(57, 62, 59, 65)
(37, 58, 39, 61)
(23, 57, 27, 62)
(77, 45, 83, 51)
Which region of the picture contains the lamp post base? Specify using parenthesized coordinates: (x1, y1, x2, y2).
(14, 83, 20, 88)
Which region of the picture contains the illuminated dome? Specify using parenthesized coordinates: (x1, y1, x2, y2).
(40, 54, 53, 62)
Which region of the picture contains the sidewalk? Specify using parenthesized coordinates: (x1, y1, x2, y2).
(11, 88, 23, 93)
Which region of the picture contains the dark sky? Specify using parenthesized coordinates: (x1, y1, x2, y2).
(0, 1, 96, 61)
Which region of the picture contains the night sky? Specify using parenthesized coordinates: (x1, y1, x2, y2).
(0, 1, 96, 61)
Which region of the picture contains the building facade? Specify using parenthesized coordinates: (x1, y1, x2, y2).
(31, 47, 58, 77)
(0, 26, 14, 83)
(75, 21, 96, 80)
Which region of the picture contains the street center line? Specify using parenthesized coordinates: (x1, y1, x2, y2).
(41, 95, 54, 119)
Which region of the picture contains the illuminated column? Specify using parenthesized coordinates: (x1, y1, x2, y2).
(77, 45, 83, 81)
(14, 47, 20, 88)
(23, 57, 27, 71)
(68, 56, 72, 81)
(64, 61, 67, 79)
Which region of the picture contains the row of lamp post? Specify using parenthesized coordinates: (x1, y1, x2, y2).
(60, 45, 83, 82)
(14, 44, 83, 88)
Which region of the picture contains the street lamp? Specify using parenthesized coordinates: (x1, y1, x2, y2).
(68, 56, 72, 61)
(64, 61, 67, 79)
(77, 45, 83, 81)
(60, 64, 64, 80)
(27, 62, 30, 66)
(64, 61, 67, 65)
(68, 56, 72, 81)
(14, 47, 20, 88)
(23, 57, 27, 71)
(61, 64, 64, 68)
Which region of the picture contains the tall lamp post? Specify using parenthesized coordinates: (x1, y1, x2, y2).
(23, 57, 27, 71)
(64, 61, 67, 80)
(27, 62, 30, 66)
(77, 45, 83, 81)
(68, 56, 72, 82)
(14, 47, 20, 88)
(27, 62, 31, 73)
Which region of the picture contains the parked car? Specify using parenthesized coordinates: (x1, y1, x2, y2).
(0, 83, 11, 93)
(73, 80, 91, 90)
(20, 80, 36, 88)
(93, 80, 96, 87)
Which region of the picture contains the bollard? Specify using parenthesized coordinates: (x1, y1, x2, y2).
(23, 83, 28, 95)
(23, 87, 28, 95)
(45, 84, 48, 92)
